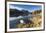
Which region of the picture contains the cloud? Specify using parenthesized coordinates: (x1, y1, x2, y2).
(10, 5, 23, 10)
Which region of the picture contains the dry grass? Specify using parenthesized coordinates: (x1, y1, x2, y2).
(16, 11, 42, 28)
(16, 15, 42, 28)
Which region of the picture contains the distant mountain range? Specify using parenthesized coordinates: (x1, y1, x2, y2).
(10, 9, 31, 17)
(10, 9, 41, 17)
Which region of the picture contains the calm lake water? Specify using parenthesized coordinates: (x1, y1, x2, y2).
(9, 15, 33, 28)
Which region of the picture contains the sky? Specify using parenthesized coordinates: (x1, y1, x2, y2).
(9, 4, 42, 12)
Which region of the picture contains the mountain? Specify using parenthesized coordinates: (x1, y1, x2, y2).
(10, 9, 30, 17)
(10, 8, 41, 17)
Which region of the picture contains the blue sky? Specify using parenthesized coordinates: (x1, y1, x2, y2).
(9, 4, 42, 12)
